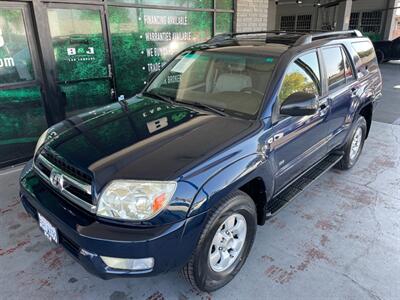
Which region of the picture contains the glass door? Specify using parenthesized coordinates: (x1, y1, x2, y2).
(46, 4, 115, 117)
(0, 2, 47, 167)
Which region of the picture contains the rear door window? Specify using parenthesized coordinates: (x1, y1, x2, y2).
(321, 47, 346, 91)
(342, 48, 355, 81)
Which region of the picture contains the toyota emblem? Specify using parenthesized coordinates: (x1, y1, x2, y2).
(49, 169, 64, 191)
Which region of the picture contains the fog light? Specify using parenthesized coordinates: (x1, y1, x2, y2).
(100, 256, 154, 271)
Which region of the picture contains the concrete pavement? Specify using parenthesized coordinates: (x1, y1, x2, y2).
(373, 61, 400, 124)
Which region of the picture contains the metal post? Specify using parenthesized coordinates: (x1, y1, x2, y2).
(336, 0, 352, 30)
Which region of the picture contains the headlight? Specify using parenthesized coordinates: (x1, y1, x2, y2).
(34, 129, 49, 156)
(97, 180, 177, 221)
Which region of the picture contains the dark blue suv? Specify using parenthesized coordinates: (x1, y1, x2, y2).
(19, 30, 382, 292)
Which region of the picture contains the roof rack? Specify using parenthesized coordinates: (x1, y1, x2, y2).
(207, 30, 302, 43)
(293, 30, 363, 45)
(206, 30, 363, 45)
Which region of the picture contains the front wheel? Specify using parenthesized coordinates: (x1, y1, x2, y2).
(336, 116, 367, 170)
(182, 191, 257, 292)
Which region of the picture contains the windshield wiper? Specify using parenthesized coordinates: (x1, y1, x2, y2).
(179, 101, 227, 117)
(142, 91, 175, 104)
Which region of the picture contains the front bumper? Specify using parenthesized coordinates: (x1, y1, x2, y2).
(19, 161, 207, 279)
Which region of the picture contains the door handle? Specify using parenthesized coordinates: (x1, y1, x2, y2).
(274, 133, 284, 141)
(267, 133, 284, 144)
(319, 107, 329, 117)
(318, 100, 329, 117)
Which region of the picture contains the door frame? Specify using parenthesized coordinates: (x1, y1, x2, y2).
(0, 1, 45, 92)
(41, 2, 116, 119)
(0, 1, 50, 167)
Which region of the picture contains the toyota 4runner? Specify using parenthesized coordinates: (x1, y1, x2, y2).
(19, 30, 382, 292)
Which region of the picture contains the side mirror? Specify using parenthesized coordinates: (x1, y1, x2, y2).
(280, 92, 318, 116)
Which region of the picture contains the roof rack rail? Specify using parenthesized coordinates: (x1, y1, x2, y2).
(206, 30, 299, 43)
(206, 30, 363, 45)
(294, 30, 363, 46)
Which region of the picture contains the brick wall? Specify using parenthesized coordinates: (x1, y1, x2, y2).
(235, 0, 269, 32)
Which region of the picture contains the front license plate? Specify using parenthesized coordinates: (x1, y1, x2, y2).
(38, 213, 58, 244)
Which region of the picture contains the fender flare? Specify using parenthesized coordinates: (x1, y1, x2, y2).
(187, 153, 274, 218)
(343, 87, 374, 143)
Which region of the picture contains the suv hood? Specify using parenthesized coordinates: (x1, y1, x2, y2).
(43, 95, 254, 187)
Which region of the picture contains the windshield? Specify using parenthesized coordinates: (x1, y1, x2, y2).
(145, 50, 277, 118)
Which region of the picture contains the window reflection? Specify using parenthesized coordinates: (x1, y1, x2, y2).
(343, 48, 354, 79)
(107, 0, 213, 9)
(0, 9, 34, 84)
(47, 8, 111, 116)
(278, 52, 320, 104)
(109, 6, 213, 98)
(147, 51, 277, 117)
(47, 8, 107, 82)
(322, 47, 346, 90)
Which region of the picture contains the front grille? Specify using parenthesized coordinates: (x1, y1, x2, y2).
(41, 149, 92, 184)
(34, 154, 96, 213)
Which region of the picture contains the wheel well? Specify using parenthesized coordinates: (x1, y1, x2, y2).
(239, 177, 267, 225)
(359, 103, 373, 138)
(376, 49, 384, 63)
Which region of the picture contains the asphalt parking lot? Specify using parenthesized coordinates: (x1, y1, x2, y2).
(373, 61, 400, 124)
(0, 63, 399, 300)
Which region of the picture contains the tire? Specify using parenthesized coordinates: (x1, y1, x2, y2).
(336, 116, 367, 170)
(376, 50, 385, 64)
(182, 191, 257, 292)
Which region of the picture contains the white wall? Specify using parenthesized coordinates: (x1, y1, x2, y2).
(236, 0, 269, 32)
(267, 0, 277, 30)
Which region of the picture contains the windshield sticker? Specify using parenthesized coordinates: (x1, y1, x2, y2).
(171, 55, 197, 73)
(172, 111, 187, 123)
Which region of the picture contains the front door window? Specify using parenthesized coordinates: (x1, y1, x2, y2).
(278, 51, 320, 109)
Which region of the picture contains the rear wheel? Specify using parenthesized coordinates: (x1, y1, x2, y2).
(336, 116, 367, 170)
(182, 191, 257, 292)
(376, 50, 385, 64)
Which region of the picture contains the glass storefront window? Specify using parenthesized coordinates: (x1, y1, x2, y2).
(0, 1, 234, 167)
(0, 86, 47, 166)
(216, 0, 233, 10)
(0, 8, 34, 85)
(47, 8, 113, 116)
(109, 6, 212, 99)
(216, 12, 233, 34)
(107, 0, 213, 9)
(48, 8, 108, 82)
(0, 6, 47, 166)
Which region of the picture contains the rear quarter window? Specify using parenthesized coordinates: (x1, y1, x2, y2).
(351, 41, 377, 71)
